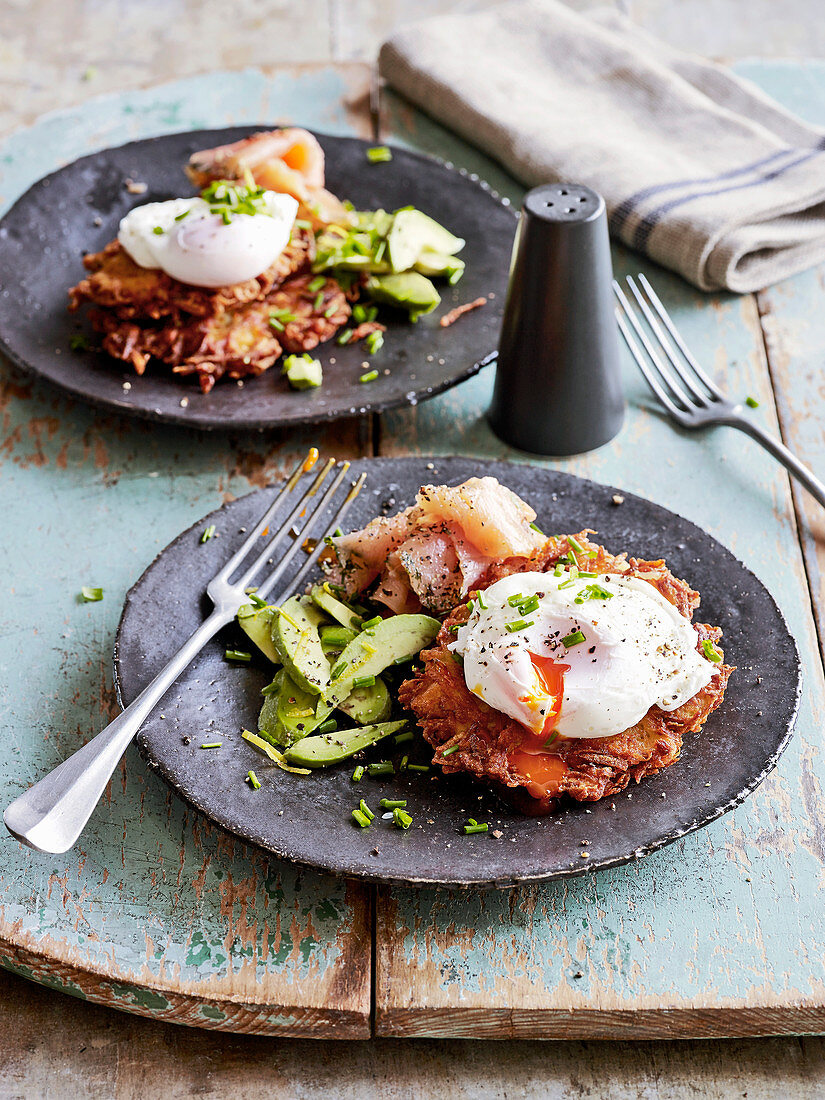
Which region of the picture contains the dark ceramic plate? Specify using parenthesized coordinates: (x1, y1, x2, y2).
(0, 128, 514, 431)
(114, 458, 800, 887)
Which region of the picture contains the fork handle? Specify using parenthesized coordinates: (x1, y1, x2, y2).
(4, 607, 233, 855)
(732, 415, 825, 510)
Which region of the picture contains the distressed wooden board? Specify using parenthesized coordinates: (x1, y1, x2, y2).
(373, 63, 825, 1038)
(0, 67, 375, 1035)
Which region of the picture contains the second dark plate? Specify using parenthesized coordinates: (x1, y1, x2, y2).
(0, 128, 515, 430)
(114, 458, 801, 888)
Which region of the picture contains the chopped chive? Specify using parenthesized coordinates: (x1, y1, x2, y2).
(330, 659, 349, 679)
(366, 145, 393, 163)
(200, 741, 222, 749)
(260, 681, 281, 696)
(394, 730, 414, 745)
(317, 718, 337, 735)
(352, 674, 376, 689)
(80, 586, 103, 602)
(476, 590, 488, 610)
(324, 304, 339, 319)
(517, 594, 540, 615)
(352, 765, 365, 782)
(352, 304, 367, 324)
(308, 275, 326, 293)
(463, 822, 489, 835)
(248, 592, 268, 608)
(448, 623, 461, 634)
(745, 396, 759, 409)
(529, 522, 545, 534)
(352, 808, 371, 828)
(543, 730, 560, 750)
(69, 333, 89, 351)
(294, 218, 312, 230)
(225, 649, 251, 662)
(393, 654, 411, 665)
(451, 652, 464, 665)
(380, 798, 407, 809)
(565, 552, 577, 565)
(557, 578, 576, 589)
(200, 524, 216, 543)
(174, 209, 190, 221)
(400, 755, 409, 770)
(568, 535, 585, 554)
(562, 630, 586, 648)
(366, 331, 384, 355)
(507, 593, 525, 607)
(553, 563, 565, 577)
(332, 527, 344, 538)
(268, 316, 284, 331)
(367, 761, 394, 777)
(313, 291, 325, 311)
(359, 798, 375, 821)
(359, 369, 378, 383)
(505, 618, 534, 633)
(442, 745, 461, 757)
(393, 808, 413, 830)
(408, 764, 430, 772)
(247, 770, 261, 789)
(336, 328, 353, 346)
(152, 225, 164, 235)
(702, 639, 723, 663)
(361, 615, 382, 630)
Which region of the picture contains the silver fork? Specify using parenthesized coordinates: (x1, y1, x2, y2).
(614, 273, 825, 509)
(4, 451, 365, 855)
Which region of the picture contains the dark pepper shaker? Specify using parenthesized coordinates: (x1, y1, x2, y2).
(487, 183, 624, 456)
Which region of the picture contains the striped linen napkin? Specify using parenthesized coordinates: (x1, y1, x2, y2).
(379, 0, 825, 292)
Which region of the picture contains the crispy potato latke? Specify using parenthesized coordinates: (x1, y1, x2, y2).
(67, 226, 355, 390)
(398, 531, 733, 813)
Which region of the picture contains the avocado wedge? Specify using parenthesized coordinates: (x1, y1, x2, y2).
(259, 669, 334, 748)
(283, 721, 407, 768)
(337, 677, 391, 725)
(387, 209, 465, 273)
(272, 596, 329, 695)
(311, 583, 362, 631)
(325, 613, 440, 707)
(236, 603, 280, 665)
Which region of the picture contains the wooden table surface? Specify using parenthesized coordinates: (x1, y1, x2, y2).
(2, 1, 825, 1096)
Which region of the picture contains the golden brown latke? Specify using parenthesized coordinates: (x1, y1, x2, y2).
(398, 531, 733, 814)
(68, 227, 314, 323)
(91, 274, 350, 393)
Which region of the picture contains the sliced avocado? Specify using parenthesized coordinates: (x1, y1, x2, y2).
(325, 613, 440, 707)
(283, 354, 322, 390)
(365, 273, 441, 318)
(237, 603, 280, 664)
(414, 249, 465, 284)
(387, 209, 465, 273)
(338, 677, 391, 725)
(283, 720, 407, 768)
(311, 583, 362, 630)
(259, 669, 334, 748)
(272, 596, 330, 695)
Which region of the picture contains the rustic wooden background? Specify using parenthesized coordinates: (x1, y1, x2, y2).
(3, 1, 825, 1096)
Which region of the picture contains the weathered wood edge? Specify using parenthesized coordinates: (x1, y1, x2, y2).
(375, 1005, 825, 1041)
(0, 940, 371, 1039)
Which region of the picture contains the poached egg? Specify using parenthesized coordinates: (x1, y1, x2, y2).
(117, 191, 298, 288)
(451, 569, 716, 742)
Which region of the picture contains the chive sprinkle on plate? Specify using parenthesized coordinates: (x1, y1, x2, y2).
(366, 145, 392, 163)
(80, 586, 103, 602)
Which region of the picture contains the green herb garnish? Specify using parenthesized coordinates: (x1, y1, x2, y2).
(69, 333, 89, 351)
(367, 761, 394, 777)
(365, 331, 384, 355)
(380, 799, 407, 809)
(200, 524, 216, 543)
(745, 396, 759, 409)
(247, 770, 261, 789)
(505, 618, 534, 633)
(359, 369, 379, 383)
(351, 765, 365, 783)
(463, 822, 489, 835)
(80, 586, 103, 602)
(225, 649, 252, 662)
(352, 808, 371, 828)
(442, 745, 461, 757)
(393, 807, 413, 829)
(562, 630, 586, 648)
(366, 146, 393, 163)
(200, 741, 222, 749)
(702, 639, 723, 663)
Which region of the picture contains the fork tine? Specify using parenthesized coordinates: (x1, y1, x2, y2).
(613, 281, 695, 410)
(614, 308, 684, 418)
(234, 457, 338, 591)
(217, 449, 317, 581)
(261, 470, 368, 602)
(636, 273, 725, 400)
(625, 276, 710, 406)
(254, 463, 357, 601)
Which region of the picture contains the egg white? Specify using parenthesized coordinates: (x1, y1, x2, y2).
(451, 569, 716, 740)
(117, 191, 298, 288)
